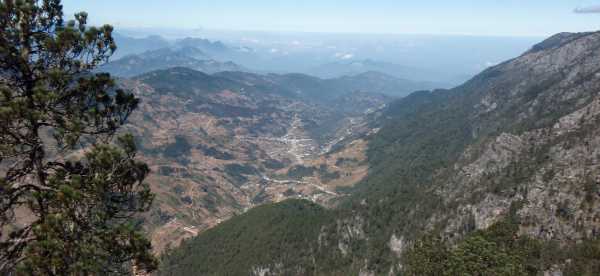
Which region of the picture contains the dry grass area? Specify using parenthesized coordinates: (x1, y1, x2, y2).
(115, 80, 380, 254)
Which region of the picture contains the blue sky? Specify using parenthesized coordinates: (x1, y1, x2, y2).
(62, 0, 600, 36)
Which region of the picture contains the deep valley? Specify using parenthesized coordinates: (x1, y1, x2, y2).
(3, 2, 600, 275)
(118, 67, 392, 252)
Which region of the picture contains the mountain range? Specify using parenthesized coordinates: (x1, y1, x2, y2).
(100, 47, 247, 77)
(103, 47, 431, 98)
(156, 31, 600, 275)
(108, 32, 533, 86)
(111, 33, 171, 59)
(310, 59, 455, 87)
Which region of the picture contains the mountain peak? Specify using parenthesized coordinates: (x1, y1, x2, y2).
(527, 31, 599, 54)
(175, 37, 229, 52)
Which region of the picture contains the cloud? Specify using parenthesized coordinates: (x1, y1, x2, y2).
(574, 5, 600, 13)
(334, 52, 354, 60)
(242, 38, 261, 44)
(485, 61, 498, 67)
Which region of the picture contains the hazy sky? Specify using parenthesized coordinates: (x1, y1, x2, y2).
(62, 0, 600, 36)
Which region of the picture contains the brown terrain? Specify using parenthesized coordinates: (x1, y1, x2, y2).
(118, 68, 392, 252)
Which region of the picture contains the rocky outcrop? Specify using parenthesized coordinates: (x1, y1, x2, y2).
(330, 31, 600, 272)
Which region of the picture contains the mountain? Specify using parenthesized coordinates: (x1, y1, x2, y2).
(175, 37, 230, 54)
(173, 37, 268, 72)
(158, 31, 600, 275)
(100, 47, 247, 77)
(310, 59, 455, 87)
(329, 71, 439, 98)
(120, 67, 410, 253)
(111, 33, 171, 59)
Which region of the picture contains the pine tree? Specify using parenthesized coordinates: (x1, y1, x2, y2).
(0, 0, 157, 274)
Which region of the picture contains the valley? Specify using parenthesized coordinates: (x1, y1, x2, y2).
(117, 68, 389, 252)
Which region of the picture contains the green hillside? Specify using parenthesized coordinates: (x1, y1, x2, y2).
(158, 200, 340, 275)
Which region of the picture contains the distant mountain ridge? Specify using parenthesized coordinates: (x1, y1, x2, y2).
(109, 33, 463, 91)
(135, 67, 413, 101)
(310, 58, 455, 87)
(175, 37, 230, 53)
(100, 47, 247, 77)
(112, 33, 171, 59)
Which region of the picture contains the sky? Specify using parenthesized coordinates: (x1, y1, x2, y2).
(62, 0, 600, 37)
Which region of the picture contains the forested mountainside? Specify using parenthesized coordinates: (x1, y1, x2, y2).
(121, 67, 408, 252)
(159, 31, 600, 275)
